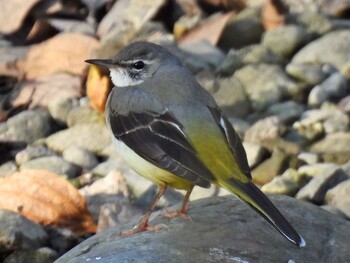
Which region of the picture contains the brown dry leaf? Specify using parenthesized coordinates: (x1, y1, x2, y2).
(0, 169, 97, 234)
(86, 65, 111, 113)
(16, 33, 99, 80)
(10, 73, 82, 109)
(262, 0, 288, 30)
(179, 12, 235, 46)
(0, 0, 42, 34)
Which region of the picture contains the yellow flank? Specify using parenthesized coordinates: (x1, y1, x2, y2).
(184, 121, 249, 185)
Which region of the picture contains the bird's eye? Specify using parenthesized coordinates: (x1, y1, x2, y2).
(132, 61, 145, 70)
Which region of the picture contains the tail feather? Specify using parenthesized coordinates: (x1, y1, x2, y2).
(223, 179, 305, 247)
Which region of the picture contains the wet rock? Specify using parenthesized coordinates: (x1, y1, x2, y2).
(296, 167, 348, 204)
(0, 109, 53, 144)
(325, 179, 350, 219)
(20, 156, 80, 178)
(55, 195, 350, 263)
(0, 210, 49, 252)
(262, 25, 310, 58)
(62, 146, 99, 170)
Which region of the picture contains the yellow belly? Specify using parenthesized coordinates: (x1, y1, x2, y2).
(112, 137, 193, 191)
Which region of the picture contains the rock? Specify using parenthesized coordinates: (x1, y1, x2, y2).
(66, 105, 104, 127)
(235, 64, 298, 111)
(46, 227, 80, 255)
(45, 123, 111, 155)
(216, 49, 244, 76)
(252, 148, 289, 185)
(291, 30, 350, 71)
(62, 146, 99, 170)
(48, 98, 79, 126)
(262, 25, 310, 58)
(179, 40, 225, 71)
(0, 161, 17, 177)
(55, 195, 350, 263)
(0, 210, 49, 251)
(261, 168, 308, 196)
(295, 11, 333, 35)
(322, 107, 349, 134)
(15, 145, 55, 165)
(267, 101, 305, 123)
(286, 63, 331, 85)
(244, 116, 281, 143)
(242, 142, 267, 168)
(310, 132, 350, 164)
(213, 76, 251, 118)
(296, 167, 348, 204)
(3, 247, 58, 263)
(298, 163, 339, 177)
(97, 201, 143, 232)
(308, 72, 349, 107)
(218, 7, 264, 51)
(189, 185, 219, 201)
(321, 205, 348, 220)
(339, 95, 350, 113)
(297, 152, 319, 165)
(0, 109, 53, 144)
(229, 117, 250, 138)
(80, 171, 130, 221)
(20, 156, 80, 178)
(325, 179, 350, 219)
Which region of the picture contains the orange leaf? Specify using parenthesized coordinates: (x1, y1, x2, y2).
(16, 33, 99, 80)
(86, 65, 111, 113)
(179, 11, 236, 46)
(0, 170, 97, 234)
(262, 0, 288, 30)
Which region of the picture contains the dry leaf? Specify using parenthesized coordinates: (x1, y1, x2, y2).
(86, 65, 111, 113)
(262, 0, 288, 30)
(10, 73, 82, 109)
(0, 170, 97, 234)
(16, 33, 99, 80)
(0, 0, 42, 34)
(179, 12, 235, 46)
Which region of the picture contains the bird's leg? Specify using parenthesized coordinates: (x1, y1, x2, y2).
(120, 185, 167, 237)
(162, 185, 194, 220)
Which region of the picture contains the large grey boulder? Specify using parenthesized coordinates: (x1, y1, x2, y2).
(56, 195, 350, 263)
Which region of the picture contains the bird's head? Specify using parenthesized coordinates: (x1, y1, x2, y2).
(86, 41, 181, 87)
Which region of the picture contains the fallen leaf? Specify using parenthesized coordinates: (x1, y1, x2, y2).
(10, 73, 82, 109)
(86, 65, 111, 113)
(0, 170, 97, 234)
(16, 33, 99, 80)
(262, 0, 288, 30)
(179, 12, 235, 46)
(0, 0, 42, 34)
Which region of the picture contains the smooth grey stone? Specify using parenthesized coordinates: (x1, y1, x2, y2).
(15, 145, 55, 165)
(63, 146, 99, 170)
(55, 195, 350, 263)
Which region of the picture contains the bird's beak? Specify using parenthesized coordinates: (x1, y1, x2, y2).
(85, 59, 114, 68)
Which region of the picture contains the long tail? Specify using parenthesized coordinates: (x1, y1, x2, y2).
(221, 178, 306, 247)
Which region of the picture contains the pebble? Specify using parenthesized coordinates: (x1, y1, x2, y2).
(242, 142, 267, 168)
(285, 63, 329, 85)
(267, 101, 305, 123)
(66, 105, 104, 127)
(297, 152, 319, 165)
(62, 146, 99, 170)
(325, 179, 350, 219)
(48, 97, 79, 126)
(3, 247, 58, 263)
(15, 145, 55, 165)
(0, 210, 49, 251)
(20, 156, 80, 178)
(0, 161, 17, 177)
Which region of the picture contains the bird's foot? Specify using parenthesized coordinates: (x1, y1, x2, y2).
(120, 223, 168, 237)
(161, 209, 192, 221)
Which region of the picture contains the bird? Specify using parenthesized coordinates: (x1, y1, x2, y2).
(85, 41, 305, 247)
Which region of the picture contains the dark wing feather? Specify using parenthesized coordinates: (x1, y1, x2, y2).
(109, 110, 215, 188)
(208, 107, 251, 179)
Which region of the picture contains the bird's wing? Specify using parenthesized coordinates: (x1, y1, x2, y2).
(207, 106, 252, 179)
(107, 88, 215, 188)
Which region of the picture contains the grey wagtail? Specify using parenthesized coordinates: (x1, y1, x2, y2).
(86, 41, 305, 247)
